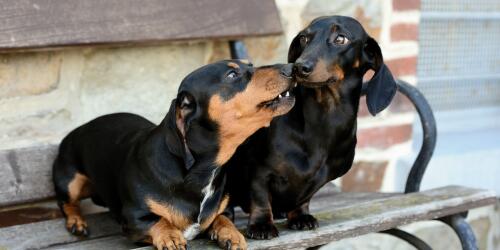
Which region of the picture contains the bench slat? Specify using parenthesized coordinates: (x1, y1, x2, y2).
(1, 185, 495, 250)
(0, 0, 282, 52)
(0, 145, 58, 207)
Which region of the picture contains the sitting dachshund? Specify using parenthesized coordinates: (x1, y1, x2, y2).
(224, 16, 398, 239)
(52, 60, 296, 249)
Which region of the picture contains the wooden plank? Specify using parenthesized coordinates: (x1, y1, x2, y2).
(0, 213, 120, 250)
(0, 144, 58, 206)
(0, 0, 282, 52)
(2, 184, 387, 250)
(1, 186, 494, 250)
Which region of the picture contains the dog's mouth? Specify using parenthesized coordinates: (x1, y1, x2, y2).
(259, 82, 297, 110)
(296, 77, 339, 88)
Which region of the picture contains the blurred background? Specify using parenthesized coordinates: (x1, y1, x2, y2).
(0, 0, 498, 249)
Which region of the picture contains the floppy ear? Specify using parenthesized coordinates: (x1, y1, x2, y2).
(175, 91, 196, 169)
(287, 34, 304, 63)
(362, 37, 397, 116)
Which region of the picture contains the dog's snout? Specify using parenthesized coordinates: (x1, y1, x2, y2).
(280, 64, 294, 78)
(294, 61, 314, 77)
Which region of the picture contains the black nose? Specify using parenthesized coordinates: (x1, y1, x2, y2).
(280, 63, 293, 78)
(294, 61, 314, 77)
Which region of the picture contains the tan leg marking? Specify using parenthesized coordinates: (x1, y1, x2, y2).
(148, 218, 187, 250)
(209, 214, 247, 250)
(146, 198, 192, 231)
(200, 195, 230, 230)
(63, 173, 91, 235)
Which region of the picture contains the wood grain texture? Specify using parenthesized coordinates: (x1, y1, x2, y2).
(0, 0, 282, 52)
(0, 185, 495, 250)
(0, 213, 119, 250)
(0, 144, 58, 206)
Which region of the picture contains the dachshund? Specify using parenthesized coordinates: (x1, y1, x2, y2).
(224, 16, 397, 239)
(52, 60, 296, 249)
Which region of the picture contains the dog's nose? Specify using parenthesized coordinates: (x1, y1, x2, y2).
(294, 61, 314, 77)
(280, 63, 294, 78)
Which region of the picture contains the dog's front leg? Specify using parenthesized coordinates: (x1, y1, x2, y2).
(209, 214, 247, 250)
(148, 218, 187, 250)
(246, 180, 279, 240)
(287, 201, 319, 230)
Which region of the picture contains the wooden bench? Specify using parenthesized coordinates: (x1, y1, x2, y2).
(0, 1, 497, 250)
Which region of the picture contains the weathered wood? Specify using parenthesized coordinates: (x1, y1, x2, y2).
(0, 144, 58, 206)
(0, 186, 494, 250)
(0, 213, 119, 250)
(0, 0, 282, 52)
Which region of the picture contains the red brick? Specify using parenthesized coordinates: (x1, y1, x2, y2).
(386, 56, 417, 77)
(357, 124, 412, 149)
(357, 92, 413, 117)
(341, 161, 388, 192)
(388, 92, 414, 113)
(391, 23, 419, 42)
(358, 96, 370, 117)
(393, 0, 421, 11)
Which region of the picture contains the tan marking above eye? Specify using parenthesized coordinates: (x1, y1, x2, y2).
(239, 59, 250, 64)
(227, 62, 240, 69)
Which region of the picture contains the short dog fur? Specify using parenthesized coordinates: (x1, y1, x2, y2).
(52, 60, 296, 249)
(224, 16, 398, 239)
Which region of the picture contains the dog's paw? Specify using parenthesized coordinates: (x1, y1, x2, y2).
(151, 229, 187, 250)
(287, 214, 318, 230)
(210, 225, 247, 250)
(246, 222, 279, 240)
(66, 215, 89, 236)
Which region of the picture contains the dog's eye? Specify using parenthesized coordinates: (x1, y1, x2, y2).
(333, 35, 349, 45)
(299, 35, 309, 46)
(226, 71, 238, 79)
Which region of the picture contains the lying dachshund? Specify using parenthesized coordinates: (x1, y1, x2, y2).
(224, 16, 398, 239)
(52, 60, 296, 249)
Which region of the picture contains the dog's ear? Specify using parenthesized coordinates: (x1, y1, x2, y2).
(167, 92, 197, 169)
(362, 37, 397, 116)
(288, 34, 304, 63)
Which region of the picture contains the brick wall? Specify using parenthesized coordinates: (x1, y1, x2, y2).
(300, 0, 421, 192)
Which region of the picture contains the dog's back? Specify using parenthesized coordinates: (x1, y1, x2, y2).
(52, 113, 155, 231)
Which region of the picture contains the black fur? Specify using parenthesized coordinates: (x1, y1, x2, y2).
(224, 16, 397, 239)
(52, 60, 295, 247)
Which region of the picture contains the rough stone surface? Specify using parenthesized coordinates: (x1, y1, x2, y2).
(79, 43, 209, 124)
(0, 52, 62, 98)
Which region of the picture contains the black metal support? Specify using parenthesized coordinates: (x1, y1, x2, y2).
(381, 228, 433, 250)
(396, 80, 437, 193)
(440, 214, 478, 250)
(229, 40, 249, 60)
(361, 80, 437, 193)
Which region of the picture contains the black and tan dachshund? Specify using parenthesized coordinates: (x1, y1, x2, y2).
(224, 16, 398, 239)
(52, 60, 296, 249)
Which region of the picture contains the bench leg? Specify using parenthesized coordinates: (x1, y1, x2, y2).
(440, 214, 478, 250)
(381, 228, 432, 250)
(229, 40, 249, 59)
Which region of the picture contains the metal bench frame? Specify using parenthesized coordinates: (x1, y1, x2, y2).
(229, 40, 477, 250)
